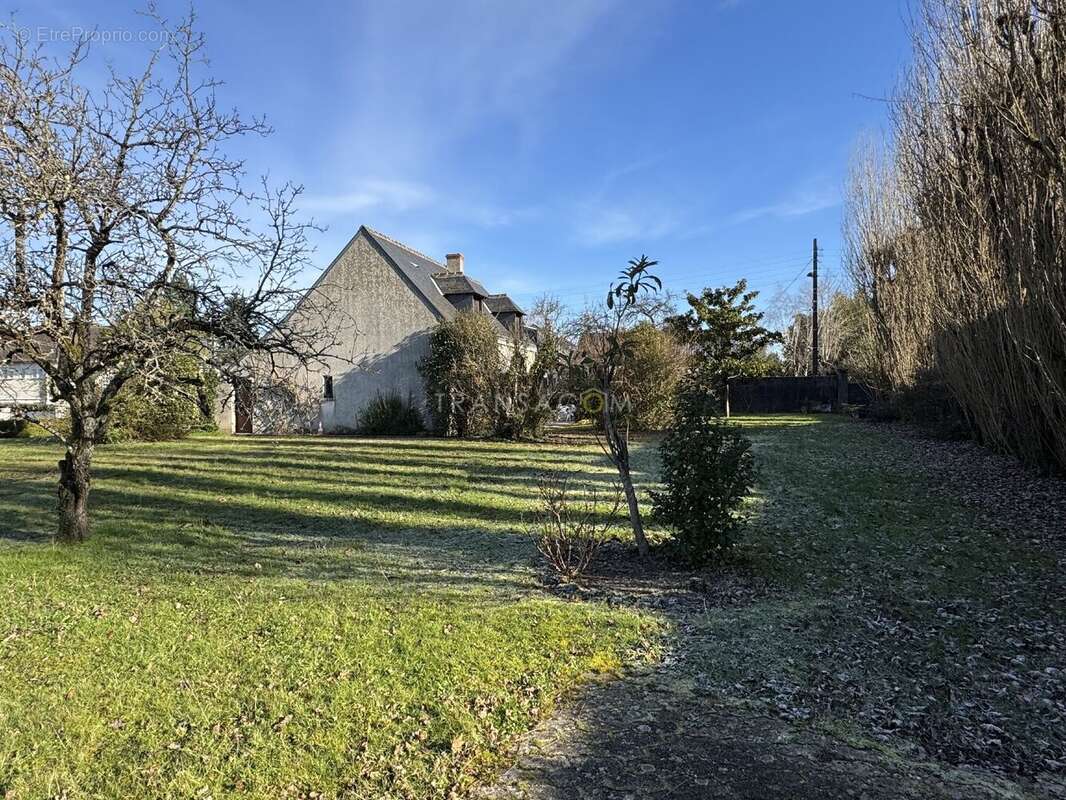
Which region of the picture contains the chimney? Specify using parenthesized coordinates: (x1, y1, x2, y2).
(445, 253, 464, 274)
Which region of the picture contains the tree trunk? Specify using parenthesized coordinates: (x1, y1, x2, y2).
(602, 402, 650, 557)
(57, 439, 93, 543)
(617, 458, 649, 557)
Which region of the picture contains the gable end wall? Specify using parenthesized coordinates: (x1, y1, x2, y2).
(291, 231, 441, 433)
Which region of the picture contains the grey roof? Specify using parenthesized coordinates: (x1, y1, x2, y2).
(1, 345, 32, 363)
(362, 227, 459, 323)
(433, 273, 491, 298)
(3, 329, 105, 363)
(485, 294, 524, 315)
(360, 227, 510, 337)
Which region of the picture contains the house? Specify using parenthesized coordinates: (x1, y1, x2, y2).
(0, 331, 59, 421)
(0, 356, 52, 420)
(0, 227, 530, 434)
(225, 226, 533, 434)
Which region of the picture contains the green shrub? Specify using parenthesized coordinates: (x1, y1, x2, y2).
(0, 418, 28, 438)
(357, 392, 424, 436)
(107, 390, 205, 442)
(0, 415, 66, 439)
(106, 355, 217, 442)
(617, 323, 687, 431)
(651, 390, 755, 563)
(495, 328, 561, 441)
(419, 313, 501, 437)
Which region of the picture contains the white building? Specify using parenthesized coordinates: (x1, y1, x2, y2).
(0, 360, 53, 420)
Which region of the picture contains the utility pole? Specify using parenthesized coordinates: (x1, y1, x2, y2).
(808, 238, 819, 376)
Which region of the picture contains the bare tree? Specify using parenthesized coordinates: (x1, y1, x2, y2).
(0, 17, 341, 541)
(530, 471, 622, 581)
(842, 136, 934, 391)
(527, 293, 568, 335)
(770, 275, 873, 377)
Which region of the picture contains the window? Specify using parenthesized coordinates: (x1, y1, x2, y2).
(323, 375, 335, 401)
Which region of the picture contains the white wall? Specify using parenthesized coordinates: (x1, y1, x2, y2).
(0, 363, 48, 407)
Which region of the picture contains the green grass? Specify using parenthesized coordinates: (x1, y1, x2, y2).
(0, 435, 663, 799)
(697, 415, 1064, 776)
(2, 417, 1059, 796)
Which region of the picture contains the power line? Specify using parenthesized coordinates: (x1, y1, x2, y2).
(778, 259, 813, 295)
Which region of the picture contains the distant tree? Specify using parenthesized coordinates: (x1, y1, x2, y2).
(496, 326, 562, 440)
(630, 288, 681, 327)
(773, 279, 875, 378)
(616, 322, 687, 430)
(0, 19, 339, 541)
(527, 293, 568, 336)
(667, 280, 781, 403)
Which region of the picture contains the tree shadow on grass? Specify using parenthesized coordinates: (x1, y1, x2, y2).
(475, 414, 1040, 800)
(475, 672, 1027, 800)
(0, 476, 536, 590)
(0, 435, 660, 592)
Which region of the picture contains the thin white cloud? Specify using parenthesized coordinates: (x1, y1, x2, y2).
(462, 202, 541, 229)
(320, 0, 632, 176)
(728, 183, 840, 225)
(299, 0, 653, 238)
(570, 155, 686, 246)
(576, 207, 683, 246)
(302, 179, 434, 215)
(303, 180, 538, 233)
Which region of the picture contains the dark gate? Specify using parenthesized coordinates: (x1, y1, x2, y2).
(234, 380, 254, 434)
(726, 373, 848, 415)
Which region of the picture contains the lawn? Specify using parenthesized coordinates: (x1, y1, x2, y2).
(0, 435, 663, 799)
(699, 415, 1065, 781)
(1, 417, 1061, 798)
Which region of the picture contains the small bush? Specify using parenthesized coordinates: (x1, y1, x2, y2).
(106, 354, 217, 442)
(0, 414, 68, 439)
(530, 472, 621, 582)
(0, 418, 28, 438)
(357, 392, 424, 436)
(107, 391, 205, 442)
(651, 394, 755, 564)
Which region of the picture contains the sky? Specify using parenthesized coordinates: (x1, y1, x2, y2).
(16, 0, 913, 314)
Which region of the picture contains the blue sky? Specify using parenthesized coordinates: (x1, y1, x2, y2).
(20, 1, 912, 312)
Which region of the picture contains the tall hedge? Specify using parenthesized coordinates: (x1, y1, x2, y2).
(844, 1, 1066, 471)
(616, 323, 687, 431)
